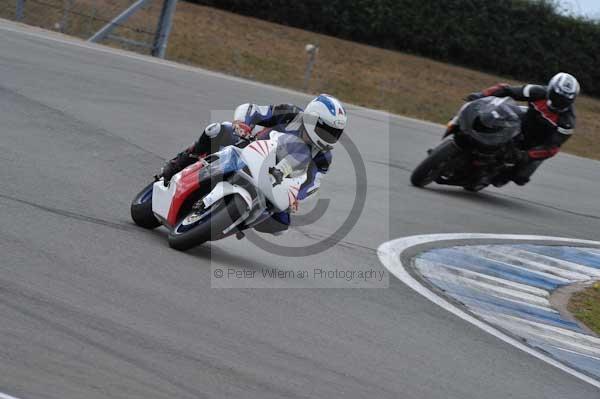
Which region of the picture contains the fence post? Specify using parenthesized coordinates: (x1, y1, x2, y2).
(152, 0, 178, 59)
(87, 0, 97, 36)
(60, 0, 74, 33)
(232, 49, 241, 76)
(15, 0, 25, 21)
(303, 44, 319, 92)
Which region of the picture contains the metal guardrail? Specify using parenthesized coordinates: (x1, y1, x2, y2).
(3, 0, 176, 57)
(87, 0, 152, 43)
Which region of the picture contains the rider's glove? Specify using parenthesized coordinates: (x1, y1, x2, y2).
(269, 167, 284, 186)
(233, 121, 253, 139)
(465, 92, 485, 102)
(269, 158, 294, 187)
(160, 152, 196, 186)
(161, 161, 177, 186)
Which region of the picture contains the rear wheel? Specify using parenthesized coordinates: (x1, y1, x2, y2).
(411, 139, 461, 187)
(167, 194, 247, 251)
(131, 182, 161, 229)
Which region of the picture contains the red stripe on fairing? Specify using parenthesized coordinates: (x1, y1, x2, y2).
(166, 162, 203, 226)
(248, 144, 264, 157)
(289, 186, 298, 202)
(253, 142, 267, 156)
(532, 99, 559, 125)
(258, 140, 269, 155)
(288, 186, 299, 207)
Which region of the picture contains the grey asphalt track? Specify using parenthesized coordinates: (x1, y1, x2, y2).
(1, 20, 600, 399)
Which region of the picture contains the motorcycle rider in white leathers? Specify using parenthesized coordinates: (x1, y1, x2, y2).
(160, 94, 348, 234)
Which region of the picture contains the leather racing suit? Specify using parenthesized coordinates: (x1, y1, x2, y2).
(473, 83, 576, 185)
(161, 104, 332, 233)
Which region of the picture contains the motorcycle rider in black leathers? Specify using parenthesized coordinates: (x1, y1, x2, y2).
(459, 72, 579, 185)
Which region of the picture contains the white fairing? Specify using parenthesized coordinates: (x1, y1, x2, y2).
(239, 136, 306, 211)
(203, 181, 252, 209)
(152, 176, 178, 221)
(151, 134, 307, 232)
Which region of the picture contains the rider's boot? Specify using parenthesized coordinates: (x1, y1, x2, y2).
(511, 159, 543, 186)
(160, 122, 230, 185)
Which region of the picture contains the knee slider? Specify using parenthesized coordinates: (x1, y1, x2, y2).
(204, 122, 221, 138)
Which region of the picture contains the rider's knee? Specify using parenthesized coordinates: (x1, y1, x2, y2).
(204, 122, 222, 138)
(202, 121, 234, 141)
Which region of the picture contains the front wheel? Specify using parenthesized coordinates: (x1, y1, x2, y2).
(167, 194, 248, 251)
(411, 139, 461, 187)
(131, 182, 161, 229)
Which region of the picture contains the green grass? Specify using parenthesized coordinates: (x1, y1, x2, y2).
(568, 283, 600, 335)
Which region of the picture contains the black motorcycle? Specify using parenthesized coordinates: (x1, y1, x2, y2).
(411, 98, 525, 192)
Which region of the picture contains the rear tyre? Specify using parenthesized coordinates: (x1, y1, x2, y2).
(411, 139, 460, 187)
(131, 182, 161, 229)
(167, 194, 247, 251)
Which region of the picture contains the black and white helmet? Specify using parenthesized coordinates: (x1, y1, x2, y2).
(547, 72, 580, 112)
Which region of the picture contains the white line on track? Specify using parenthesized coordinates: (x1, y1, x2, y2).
(0, 391, 23, 399)
(377, 233, 600, 389)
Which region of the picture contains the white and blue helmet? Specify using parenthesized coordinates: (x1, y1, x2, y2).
(302, 94, 347, 151)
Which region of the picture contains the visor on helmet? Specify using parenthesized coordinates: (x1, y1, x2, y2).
(548, 89, 573, 111)
(315, 120, 344, 144)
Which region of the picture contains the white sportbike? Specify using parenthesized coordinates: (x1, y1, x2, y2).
(130, 133, 306, 250)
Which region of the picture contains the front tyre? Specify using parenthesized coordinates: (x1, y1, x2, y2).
(167, 194, 248, 251)
(411, 139, 460, 187)
(131, 182, 161, 229)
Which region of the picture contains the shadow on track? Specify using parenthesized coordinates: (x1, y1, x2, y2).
(415, 186, 538, 212)
(142, 227, 277, 272)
